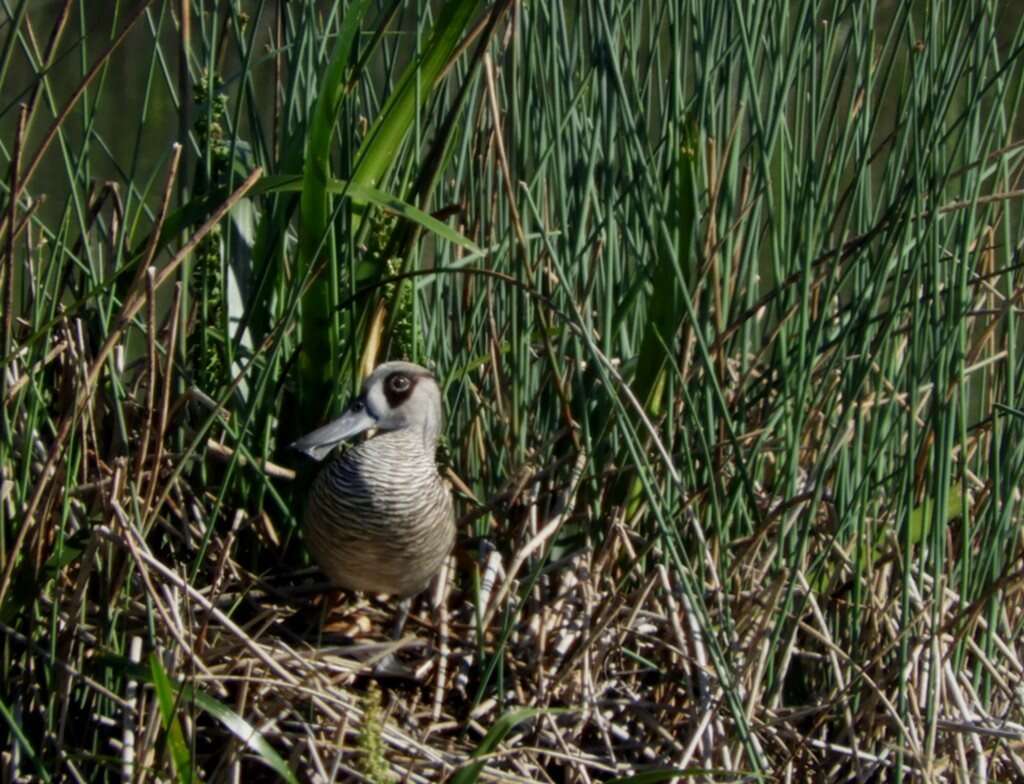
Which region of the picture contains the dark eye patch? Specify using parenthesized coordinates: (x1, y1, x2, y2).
(383, 372, 416, 407)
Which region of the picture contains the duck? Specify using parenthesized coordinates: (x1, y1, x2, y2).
(292, 361, 455, 623)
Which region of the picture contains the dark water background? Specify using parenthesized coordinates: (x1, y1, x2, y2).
(4, 1, 1023, 231)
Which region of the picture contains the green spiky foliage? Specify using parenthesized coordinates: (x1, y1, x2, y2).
(188, 70, 230, 394)
(356, 683, 394, 784)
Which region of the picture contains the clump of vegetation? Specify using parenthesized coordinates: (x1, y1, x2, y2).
(356, 683, 394, 784)
(188, 69, 231, 393)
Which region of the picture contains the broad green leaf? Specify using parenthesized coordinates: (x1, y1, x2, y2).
(632, 123, 698, 418)
(814, 485, 966, 594)
(260, 174, 479, 254)
(295, 0, 483, 422)
(350, 0, 482, 196)
(185, 687, 300, 784)
(298, 0, 376, 422)
(450, 708, 553, 784)
(906, 485, 964, 546)
(149, 654, 194, 784)
(613, 122, 698, 512)
(109, 655, 300, 784)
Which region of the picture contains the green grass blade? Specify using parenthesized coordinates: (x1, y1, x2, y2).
(0, 694, 51, 783)
(185, 688, 300, 784)
(297, 0, 375, 421)
(113, 655, 300, 784)
(450, 708, 553, 784)
(261, 174, 480, 253)
(351, 0, 483, 195)
(148, 654, 194, 784)
(632, 122, 697, 417)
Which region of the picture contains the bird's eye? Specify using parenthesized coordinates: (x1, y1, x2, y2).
(350, 399, 365, 412)
(388, 374, 411, 393)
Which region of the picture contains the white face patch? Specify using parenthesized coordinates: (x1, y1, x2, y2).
(364, 382, 390, 422)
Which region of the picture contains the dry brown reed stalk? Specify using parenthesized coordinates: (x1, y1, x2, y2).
(0, 165, 262, 606)
(13, 446, 1024, 780)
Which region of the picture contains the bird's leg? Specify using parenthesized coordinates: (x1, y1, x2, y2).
(389, 597, 412, 640)
(372, 598, 416, 679)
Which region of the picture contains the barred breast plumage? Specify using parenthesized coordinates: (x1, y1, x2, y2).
(292, 361, 455, 600)
(305, 429, 454, 597)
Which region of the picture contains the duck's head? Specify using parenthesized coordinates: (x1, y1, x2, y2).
(291, 361, 442, 461)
